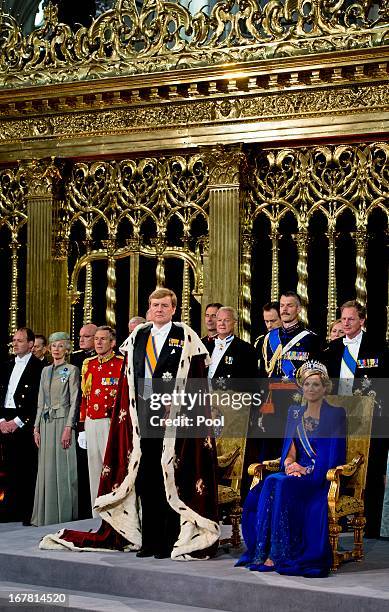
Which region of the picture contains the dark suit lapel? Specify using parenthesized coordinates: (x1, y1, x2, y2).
(356, 332, 368, 361)
(355, 332, 383, 377)
(6, 359, 15, 384)
(0, 359, 15, 407)
(332, 339, 345, 376)
(154, 324, 183, 377)
(213, 337, 236, 378)
(15, 355, 35, 395)
(134, 325, 151, 379)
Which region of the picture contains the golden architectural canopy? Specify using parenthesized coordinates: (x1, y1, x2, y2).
(0, 0, 388, 346)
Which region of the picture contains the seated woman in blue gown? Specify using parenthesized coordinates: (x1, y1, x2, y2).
(237, 361, 346, 577)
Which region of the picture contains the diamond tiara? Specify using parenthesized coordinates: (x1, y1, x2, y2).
(296, 360, 329, 386)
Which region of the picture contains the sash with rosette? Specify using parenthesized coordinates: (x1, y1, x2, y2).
(296, 413, 317, 468)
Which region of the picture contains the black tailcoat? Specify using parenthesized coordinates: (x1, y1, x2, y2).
(133, 323, 185, 391)
(0, 354, 44, 426)
(208, 336, 259, 501)
(69, 349, 94, 518)
(208, 336, 258, 383)
(321, 332, 388, 380)
(322, 332, 389, 538)
(0, 354, 44, 523)
(133, 323, 207, 555)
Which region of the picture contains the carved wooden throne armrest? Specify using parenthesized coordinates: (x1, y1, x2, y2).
(326, 453, 364, 519)
(248, 458, 281, 489)
(326, 452, 365, 570)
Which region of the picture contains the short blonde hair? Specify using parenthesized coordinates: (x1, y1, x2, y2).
(148, 288, 177, 308)
(217, 306, 238, 322)
(329, 318, 342, 334)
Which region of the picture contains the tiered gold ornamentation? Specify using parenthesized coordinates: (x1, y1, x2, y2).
(0, 1, 387, 340)
(0, 1, 388, 88)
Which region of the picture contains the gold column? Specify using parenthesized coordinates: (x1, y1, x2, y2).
(153, 236, 166, 288)
(203, 145, 244, 311)
(354, 229, 367, 308)
(23, 159, 60, 336)
(239, 232, 253, 342)
(68, 288, 81, 345)
(326, 224, 338, 338)
(198, 236, 209, 338)
(270, 225, 280, 301)
(84, 263, 93, 323)
(52, 239, 71, 333)
(156, 256, 166, 288)
(83, 239, 93, 324)
(181, 260, 191, 325)
(51, 185, 71, 333)
(294, 229, 309, 326)
(105, 241, 117, 327)
(9, 237, 19, 338)
(129, 252, 140, 318)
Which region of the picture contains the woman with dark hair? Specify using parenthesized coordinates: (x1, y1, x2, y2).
(237, 361, 346, 577)
(32, 332, 80, 526)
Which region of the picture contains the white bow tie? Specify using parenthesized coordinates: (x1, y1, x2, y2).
(343, 336, 359, 346)
(152, 328, 168, 336)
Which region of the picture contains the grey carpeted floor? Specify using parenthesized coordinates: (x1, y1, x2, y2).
(0, 520, 388, 611)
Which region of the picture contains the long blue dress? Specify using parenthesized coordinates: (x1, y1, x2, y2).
(237, 401, 346, 577)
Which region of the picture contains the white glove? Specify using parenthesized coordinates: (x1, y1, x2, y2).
(78, 431, 87, 450)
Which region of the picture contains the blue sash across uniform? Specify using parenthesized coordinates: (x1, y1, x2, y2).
(268, 328, 295, 379)
(341, 345, 357, 375)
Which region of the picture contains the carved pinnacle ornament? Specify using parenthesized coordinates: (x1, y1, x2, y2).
(201, 145, 246, 186)
(20, 159, 61, 199)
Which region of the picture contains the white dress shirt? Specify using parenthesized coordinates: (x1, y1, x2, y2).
(2, 352, 33, 427)
(338, 330, 363, 395)
(142, 322, 172, 400)
(144, 321, 172, 380)
(208, 335, 234, 379)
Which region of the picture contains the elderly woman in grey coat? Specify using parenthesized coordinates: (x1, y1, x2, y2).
(32, 332, 80, 526)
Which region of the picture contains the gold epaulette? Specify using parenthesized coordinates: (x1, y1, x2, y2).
(81, 356, 95, 396)
(254, 334, 264, 349)
(262, 333, 282, 377)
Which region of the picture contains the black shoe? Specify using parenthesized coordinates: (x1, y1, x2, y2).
(136, 548, 154, 558)
(22, 521, 32, 526)
(154, 550, 171, 559)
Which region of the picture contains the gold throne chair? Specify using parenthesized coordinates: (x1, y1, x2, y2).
(326, 394, 374, 570)
(213, 393, 251, 548)
(248, 395, 375, 571)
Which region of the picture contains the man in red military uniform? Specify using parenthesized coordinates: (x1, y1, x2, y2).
(79, 326, 123, 516)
